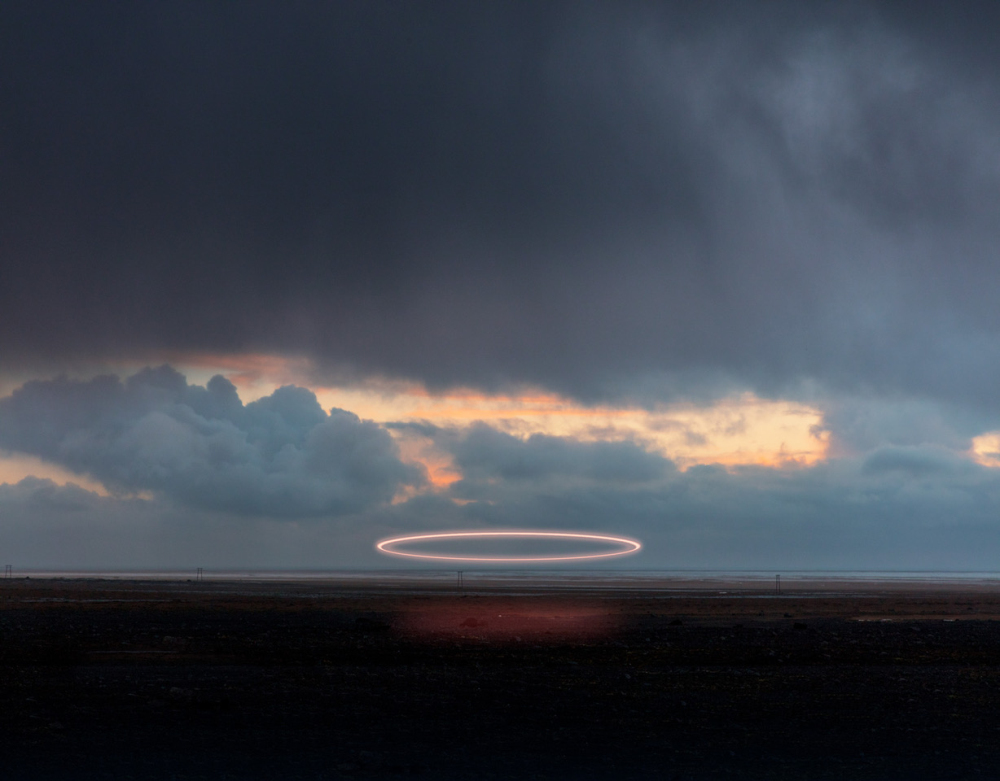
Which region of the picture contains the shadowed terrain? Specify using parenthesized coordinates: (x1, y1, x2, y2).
(2, 577, 1000, 779)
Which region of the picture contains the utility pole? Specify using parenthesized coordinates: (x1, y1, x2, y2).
(457, 570, 464, 589)
(4, 564, 11, 579)
(196, 567, 204, 582)
(775, 574, 781, 594)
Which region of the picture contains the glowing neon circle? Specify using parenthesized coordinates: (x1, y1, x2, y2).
(376, 530, 642, 563)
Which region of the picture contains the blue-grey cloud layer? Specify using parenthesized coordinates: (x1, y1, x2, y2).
(443, 423, 672, 486)
(2, 369, 1000, 568)
(2, 2, 1000, 413)
(0, 367, 421, 517)
(7, 438, 1000, 570)
(374, 421, 1000, 569)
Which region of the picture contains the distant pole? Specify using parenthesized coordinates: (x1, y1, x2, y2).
(457, 570, 464, 589)
(196, 567, 204, 582)
(775, 574, 780, 594)
(4, 564, 11, 579)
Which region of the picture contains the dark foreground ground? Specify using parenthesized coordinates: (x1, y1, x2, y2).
(2, 577, 1000, 780)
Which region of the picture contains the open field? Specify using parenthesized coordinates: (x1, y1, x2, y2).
(2, 575, 1000, 779)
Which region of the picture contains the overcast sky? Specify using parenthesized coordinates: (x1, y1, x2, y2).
(2, 1, 1000, 570)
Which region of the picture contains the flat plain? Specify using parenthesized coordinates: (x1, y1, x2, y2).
(2, 575, 1000, 779)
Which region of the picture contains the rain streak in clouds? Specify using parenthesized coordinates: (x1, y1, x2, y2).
(2, 2, 1000, 568)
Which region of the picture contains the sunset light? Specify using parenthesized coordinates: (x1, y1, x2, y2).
(149, 352, 832, 484)
(971, 432, 1000, 467)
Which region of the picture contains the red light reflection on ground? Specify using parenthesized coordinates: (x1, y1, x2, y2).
(395, 599, 620, 643)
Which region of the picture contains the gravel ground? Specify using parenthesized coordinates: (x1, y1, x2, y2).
(2, 578, 1000, 780)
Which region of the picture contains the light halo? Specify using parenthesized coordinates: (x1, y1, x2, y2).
(375, 530, 642, 563)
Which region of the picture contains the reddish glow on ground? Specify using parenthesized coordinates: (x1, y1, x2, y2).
(395, 599, 619, 642)
(376, 530, 642, 562)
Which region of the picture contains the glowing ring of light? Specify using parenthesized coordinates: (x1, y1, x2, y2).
(376, 530, 642, 562)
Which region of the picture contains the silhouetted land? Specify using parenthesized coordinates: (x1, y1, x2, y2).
(2, 576, 1000, 779)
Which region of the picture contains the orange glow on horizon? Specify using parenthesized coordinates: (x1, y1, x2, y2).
(0, 453, 109, 495)
(20, 351, 1000, 506)
(149, 352, 316, 401)
(107, 351, 834, 498)
(971, 432, 1000, 467)
(393, 431, 462, 489)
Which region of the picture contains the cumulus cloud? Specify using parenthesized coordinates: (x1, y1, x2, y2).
(0, 367, 422, 517)
(447, 423, 672, 484)
(406, 422, 670, 506)
(0, 476, 107, 513)
(815, 395, 989, 456)
(861, 445, 973, 478)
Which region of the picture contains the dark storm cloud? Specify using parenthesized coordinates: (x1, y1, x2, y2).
(861, 445, 972, 478)
(0, 367, 422, 516)
(0, 476, 385, 569)
(816, 396, 987, 456)
(3, 2, 1000, 411)
(0, 476, 107, 514)
(0, 478, 157, 568)
(389, 420, 674, 505)
(445, 422, 671, 486)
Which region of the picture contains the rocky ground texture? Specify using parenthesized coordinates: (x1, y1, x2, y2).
(2, 578, 1000, 779)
